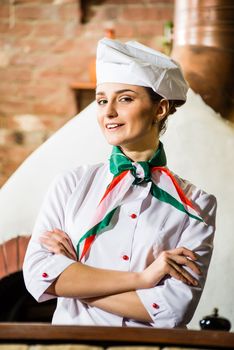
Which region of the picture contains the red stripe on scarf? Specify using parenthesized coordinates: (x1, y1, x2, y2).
(80, 235, 95, 261)
(100, 170, 129, 203)
(152, 167, 196, 210)
(79, 170, 129, 261)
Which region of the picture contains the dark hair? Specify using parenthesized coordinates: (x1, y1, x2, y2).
(144, 87, 185, 135)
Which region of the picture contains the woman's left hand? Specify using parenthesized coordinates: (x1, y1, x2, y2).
(39, 228, 77, 261)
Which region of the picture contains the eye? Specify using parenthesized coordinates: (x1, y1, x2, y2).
(96, 98, 108, 105)
(119, 96, 133, 103)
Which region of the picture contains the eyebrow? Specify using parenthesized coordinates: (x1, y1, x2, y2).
(96, 89, 138, 96)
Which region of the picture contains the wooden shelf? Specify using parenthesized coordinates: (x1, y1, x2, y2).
(0, 323, 234, 348)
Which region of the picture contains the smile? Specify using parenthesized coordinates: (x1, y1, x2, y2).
(106, 123, 123, 130)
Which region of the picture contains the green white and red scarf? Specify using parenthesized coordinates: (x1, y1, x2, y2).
(77, 142, 204, 261)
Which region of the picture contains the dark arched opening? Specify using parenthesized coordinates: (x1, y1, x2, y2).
(0, 271, 56, 322)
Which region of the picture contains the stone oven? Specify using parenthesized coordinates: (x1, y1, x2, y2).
(0, 236, 56, 322)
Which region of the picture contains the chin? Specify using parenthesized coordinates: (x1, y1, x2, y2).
(103, 135, 124, 146)
(106, 139, 121, 146)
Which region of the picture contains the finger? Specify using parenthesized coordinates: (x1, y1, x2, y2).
(170, 255, 202, 275)
(53, 228, 73, 245)
(40, 235, 77, 260)
(58, 241, 77, 260)
(53, 239, 77, 260)
(39, 236, 58, 252)
(168, 260, 199, 286)
(51, 230, 77, 257)
(167, 264, 189, 285)
(169, 247, 197, 261)
(44, 231, 76, 259)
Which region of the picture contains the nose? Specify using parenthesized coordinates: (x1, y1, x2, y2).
(104, 102, 118, 118)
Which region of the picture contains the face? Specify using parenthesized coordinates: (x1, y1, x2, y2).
(96, 83, 160, 151)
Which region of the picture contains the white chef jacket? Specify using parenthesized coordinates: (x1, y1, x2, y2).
(23, 162, 217, 328)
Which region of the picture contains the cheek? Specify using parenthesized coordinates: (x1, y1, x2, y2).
(133, 112, 155, 131)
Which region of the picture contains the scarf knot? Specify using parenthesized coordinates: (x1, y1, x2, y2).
(131, 162, 151, 184)
(110, 141, 167, 185)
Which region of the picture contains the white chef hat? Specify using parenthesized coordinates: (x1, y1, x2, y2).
(96, 38, 189, 101)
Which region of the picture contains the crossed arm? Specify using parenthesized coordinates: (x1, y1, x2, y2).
(42, 229, 201, 323)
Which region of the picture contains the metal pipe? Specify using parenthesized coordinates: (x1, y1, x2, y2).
(172, 0, 234, 121)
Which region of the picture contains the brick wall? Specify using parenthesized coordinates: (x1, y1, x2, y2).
(0, 0, 174, 187)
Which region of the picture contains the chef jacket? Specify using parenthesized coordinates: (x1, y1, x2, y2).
(23, 162, 217, 328)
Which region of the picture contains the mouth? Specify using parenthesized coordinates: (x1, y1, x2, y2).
(105, 123, 124, 130)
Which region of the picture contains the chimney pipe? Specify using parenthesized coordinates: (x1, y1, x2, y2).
(172, 0, 234, 121)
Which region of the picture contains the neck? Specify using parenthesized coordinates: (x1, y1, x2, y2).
(120, 139, 160, 162)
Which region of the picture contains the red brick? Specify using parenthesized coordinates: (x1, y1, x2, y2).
(0, 245, 7, 279)
(89, 5, 121, 22)
(61, 53, 94, 71)
(16, 4, 59, 21)
(0, 22, 9, 34)
(10, 52, 45, 67)
(6, 145, 34, 164)
(0, 68, 32, 82)
(4, 22, 34, 36)
(115, 23, 136, 38)
(0, 176, 7, 188)
(147, 0, 174, 3)
(52, 39, 78, 53)
(34, 23, 66, 37)
(136, 21, 164, 37)
(103, 6, 120, 21)
(0, 83, 43, 101)
(3, 238, 18, 275)
(16, 0, 54, 3)
(0, 101, 34, 116)
(29, 84, 61, 98)
(0, 116, 8, 128)
(121, 5, 173, 21)
(104, 0, 137, 3)
(33, 100, 69, 116)
(0, 5, 9, 18)
(18, 236, 30, 270)
(15, 37, 54, 51)
(58, 3, 81, 21)
(0, 129, 13, 146)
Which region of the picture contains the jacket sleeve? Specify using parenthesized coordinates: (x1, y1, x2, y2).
(136, 190, 217, 328)
(23, 169, 79, 302)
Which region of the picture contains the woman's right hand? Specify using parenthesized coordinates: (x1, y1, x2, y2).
(39, 228, 77, 261)
(140, 247, 201, 288)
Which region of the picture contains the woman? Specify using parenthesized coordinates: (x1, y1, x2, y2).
(23, 38, 217, 328)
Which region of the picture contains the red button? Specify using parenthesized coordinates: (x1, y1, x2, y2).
(130, 213, 137, 219)
(42, 272, 48, 278)
(122, 255, 129, 261)
(152, 303, 159, 309)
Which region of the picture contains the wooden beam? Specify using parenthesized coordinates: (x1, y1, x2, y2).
(0, 323, 234, 348)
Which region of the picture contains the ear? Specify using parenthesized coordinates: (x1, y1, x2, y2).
(154, 99, 170, 123)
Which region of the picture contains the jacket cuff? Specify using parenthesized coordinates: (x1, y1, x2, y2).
(136, 287, 176, 328)
(26, 254, 76, 302)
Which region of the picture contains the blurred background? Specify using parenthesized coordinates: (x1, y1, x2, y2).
(0, 0, 233, 330)
(0, 0, 176, 188)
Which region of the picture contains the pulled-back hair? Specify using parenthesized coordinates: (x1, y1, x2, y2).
(144, 87, 185, 135)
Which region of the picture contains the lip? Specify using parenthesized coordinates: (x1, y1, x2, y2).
(105, 123, 124, 130)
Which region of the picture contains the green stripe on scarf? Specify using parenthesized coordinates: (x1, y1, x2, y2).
(150, 183, 202, 222)
(76, 208, 117, 258)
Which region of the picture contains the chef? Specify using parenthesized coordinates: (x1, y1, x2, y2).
(23, 38, 217, 328)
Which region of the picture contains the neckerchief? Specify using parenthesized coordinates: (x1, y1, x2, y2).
(77, 142, 204, 261)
